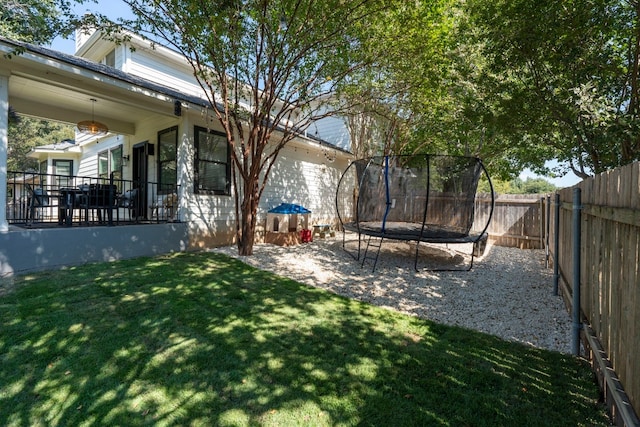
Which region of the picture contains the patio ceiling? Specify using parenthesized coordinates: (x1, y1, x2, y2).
(1, 40, 188, 136)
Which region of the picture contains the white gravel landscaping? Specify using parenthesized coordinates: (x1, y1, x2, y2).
(212, 232, 572, 354)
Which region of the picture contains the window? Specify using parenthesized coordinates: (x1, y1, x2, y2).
(53, 159, 73, 188)
(194, 126, 230, 195)
(105, 49, 116, 68)
(98, 145, 123, 183)
(158, 126, 178, 194)
(39, 160, 47, 187)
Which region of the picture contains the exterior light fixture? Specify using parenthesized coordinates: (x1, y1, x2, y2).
(77, 98, 109, 135)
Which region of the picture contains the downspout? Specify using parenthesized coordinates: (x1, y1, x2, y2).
(545, 195, 551, 267)
(0, 73, 9, 232)
(540, 197, 544, 251)
(553, 193, 560, 296)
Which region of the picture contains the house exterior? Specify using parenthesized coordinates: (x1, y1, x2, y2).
(0, 30, 353, 275)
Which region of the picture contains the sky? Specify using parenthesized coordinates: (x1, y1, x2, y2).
(519, 163, 581, 189)
(49, 0, 131, 53)
(50, 1, 583, 189)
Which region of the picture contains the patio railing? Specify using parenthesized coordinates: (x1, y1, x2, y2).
(6, 171, 180, 227)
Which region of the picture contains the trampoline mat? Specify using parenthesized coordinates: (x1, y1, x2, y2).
(343, 221, 482, 243)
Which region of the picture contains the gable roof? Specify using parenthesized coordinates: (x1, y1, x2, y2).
(1, 36, 210, 108)
(28, 139, 80, 157)
(1, 36, 350, 154)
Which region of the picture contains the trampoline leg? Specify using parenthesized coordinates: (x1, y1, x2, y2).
(340, 230, 361, 262)
(466, 252, 475, 271)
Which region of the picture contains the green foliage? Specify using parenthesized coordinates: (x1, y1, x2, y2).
(516, 177, 558, 194)
(0, 0, 65, 44)
(7, 115, 74, 171)
(336, 0, 560, 179)
(479, 176, 557, 194)
(339, 0, 454, 158)
(464, 0, 640, 177)
(0, 252, 610, 426)
(338, 0, 640, 180)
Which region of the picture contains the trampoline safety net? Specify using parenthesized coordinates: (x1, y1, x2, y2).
(335, 154, 493, 243)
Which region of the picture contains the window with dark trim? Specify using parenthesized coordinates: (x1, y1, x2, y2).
(194, 126, 230, 195)
(53, 159, 73, 188)
(105, 49, 116, 68)
(98, 145, 123, 183)
(158, 126, 178, 194)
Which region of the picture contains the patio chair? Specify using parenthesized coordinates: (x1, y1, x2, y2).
(26, 183, 53, 226)
(117, 188, 138, 222)
(151, 192, 177, 222)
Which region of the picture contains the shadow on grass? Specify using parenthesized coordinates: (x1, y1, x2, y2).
(0, 252, 608, 426)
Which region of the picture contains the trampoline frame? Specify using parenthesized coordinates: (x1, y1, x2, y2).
(335, 154, 495, 271)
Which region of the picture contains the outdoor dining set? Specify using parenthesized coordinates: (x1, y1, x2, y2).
(27, 182, 139, 227)
(7, 171, 178, 228)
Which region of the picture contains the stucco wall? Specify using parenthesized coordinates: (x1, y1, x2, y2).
(0, 223, 189, 277)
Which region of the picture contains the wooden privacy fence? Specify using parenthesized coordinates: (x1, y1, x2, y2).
(475, 194, 544, 249)
(548, 162, 640, 426)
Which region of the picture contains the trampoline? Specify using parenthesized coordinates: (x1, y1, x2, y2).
(335, 154, 495, 271)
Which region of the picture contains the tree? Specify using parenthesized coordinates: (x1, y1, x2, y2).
(334, 0, 544, 180)
(2, 2, 75, 171)
(339, 0, 455, 158)
(464, 0, 640, 178)
(518, 177, 556, 194)
(0, 0, 68, 44)
(81, 0, 390, 255)
(477, 177, 556, 194)
(343, 0, 640, 181)
(7, 116, 74, 171)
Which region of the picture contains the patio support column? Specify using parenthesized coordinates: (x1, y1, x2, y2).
(0, 72, 9, 232)
(177, 112, 190, 224)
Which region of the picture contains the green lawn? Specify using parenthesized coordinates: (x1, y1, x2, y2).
(0, 252, 609, 426)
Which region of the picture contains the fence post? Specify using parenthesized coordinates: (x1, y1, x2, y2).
(572, 188, 582, 356)
(553, 193, 560, 296)
(545, 195, 551, 267)
(539, 197, 544, 250)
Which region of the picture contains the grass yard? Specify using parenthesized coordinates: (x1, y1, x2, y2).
(0, 252, 610, 426)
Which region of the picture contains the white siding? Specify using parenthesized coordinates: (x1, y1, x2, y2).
(127, 49, 203, 98)
(312, 116, 350, 150)
(258, 143, 348, 225)
(75, 115, 180, 182)
(76, 134, 107, 177)
(114, 45, 125, 70)
(178, 117, 351, 247)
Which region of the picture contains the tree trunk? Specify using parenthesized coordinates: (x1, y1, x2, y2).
(237, 177, 259, 256)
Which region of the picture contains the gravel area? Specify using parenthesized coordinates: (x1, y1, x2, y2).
(212, 233, 572, 354)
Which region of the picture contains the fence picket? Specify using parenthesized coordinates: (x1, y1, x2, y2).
(550, 162, 640, 426)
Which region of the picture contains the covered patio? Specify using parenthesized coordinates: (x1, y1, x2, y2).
(0, 37, 201, 275)
(0, 37, 208, 230)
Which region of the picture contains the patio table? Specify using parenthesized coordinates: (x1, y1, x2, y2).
(58, 187, 84, 226)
